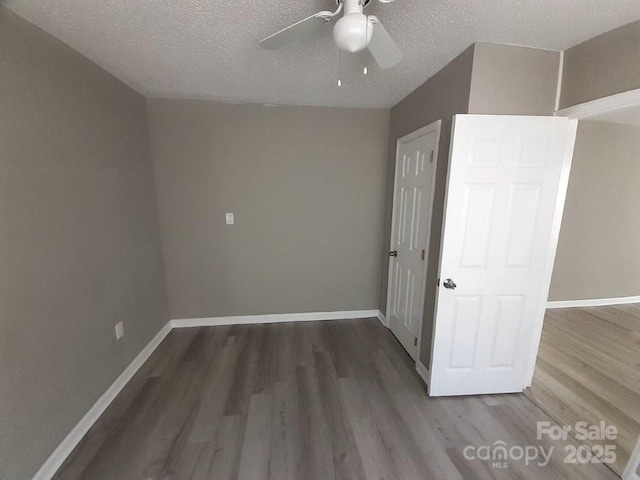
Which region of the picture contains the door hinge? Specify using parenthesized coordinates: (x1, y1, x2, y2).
(414, 337, 418, 346)
(421, 249, 426, 260)
(429, 151, 434, 163)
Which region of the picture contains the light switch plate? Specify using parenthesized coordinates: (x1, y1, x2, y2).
(115, 321, 124, 340)
(225, 213, 234, 225)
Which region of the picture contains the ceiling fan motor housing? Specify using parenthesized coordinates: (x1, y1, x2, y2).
(335, 0, 372, 6)
(333, 0, 373, 53)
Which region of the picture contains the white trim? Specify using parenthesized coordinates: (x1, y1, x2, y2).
(171, 310, 379, 328)
(377, 310, 388, 328)
(555, 88, 640, 119)
(623, 436, 640, 480)
(415, 360, 430, 386)
(414, 122, 441, 369)
(33, 322, 173, 480)
(554, 50, 564, 112)
(386, 119, 442, 363)
(547, 295, 640, 309)
(396, 122, 441, 144)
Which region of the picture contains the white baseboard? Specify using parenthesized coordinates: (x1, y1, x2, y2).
(35, 309, 382, 479)
(33, 322, 173, 480)
(623, 435, 640, 480)
(416, 360, 430, 386)
(547, 295, 640, 309)
(170, 310, 380, 328)
(377, 310, 388, 328)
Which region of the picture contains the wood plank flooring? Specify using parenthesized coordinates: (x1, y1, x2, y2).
(54, 318, 619, 479)
(526, 304, 640, 476)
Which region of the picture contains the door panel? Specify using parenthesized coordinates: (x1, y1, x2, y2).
(490, 295, 525, 367)
(461, 186, 495, 267)
(505, 185, 542, 267)
(387, 124, 440, 360)
(449, 296, 482, 369)
(429, 115, 577, 396)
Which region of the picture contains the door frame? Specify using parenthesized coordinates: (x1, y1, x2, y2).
(385, 119, 441, 370)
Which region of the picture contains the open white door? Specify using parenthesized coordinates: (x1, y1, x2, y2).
(429, 115, 577, 397)
(387, 121, 440, 360)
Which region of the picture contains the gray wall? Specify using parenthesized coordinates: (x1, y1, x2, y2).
(147, 100, 389, 319)
(549, 121, 640, 301)
(0, 8, 168, 480)
(561, 20, 640, 109)
(469, 43, 561, 115)
(380, 46, 475, 366)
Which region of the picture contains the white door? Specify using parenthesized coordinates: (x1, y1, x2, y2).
(387, 121, 440, 360)
(429, 115, 577, 397)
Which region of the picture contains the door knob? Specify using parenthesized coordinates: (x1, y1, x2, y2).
(443, 278, 457, 290)
(389, 250, 398, 257)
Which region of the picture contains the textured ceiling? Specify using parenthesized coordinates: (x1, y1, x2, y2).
(5, 0, 640, 108)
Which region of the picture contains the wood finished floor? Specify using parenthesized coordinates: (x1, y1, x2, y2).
(526, 304, 640, 476)
(54, 318, 619, 480)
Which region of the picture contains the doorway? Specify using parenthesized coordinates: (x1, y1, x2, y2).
(527, 88, 640, 479)
(386, 120, 441, 360)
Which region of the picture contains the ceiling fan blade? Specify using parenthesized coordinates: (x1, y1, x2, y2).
(367, 16, 403, 69)
(260, 12, 332, 50)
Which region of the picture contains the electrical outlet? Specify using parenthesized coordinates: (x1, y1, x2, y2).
(115, 321, 125, 340)
(225, 213, 234, 225)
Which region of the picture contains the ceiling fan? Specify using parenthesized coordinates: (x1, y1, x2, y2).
(260, 0, 403, 69)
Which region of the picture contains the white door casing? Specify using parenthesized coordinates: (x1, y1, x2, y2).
(387, 121, 440, 360)
(429, 115, 578, 397)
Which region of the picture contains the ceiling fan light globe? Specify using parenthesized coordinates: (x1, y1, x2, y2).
(333, 14, 372, 53)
